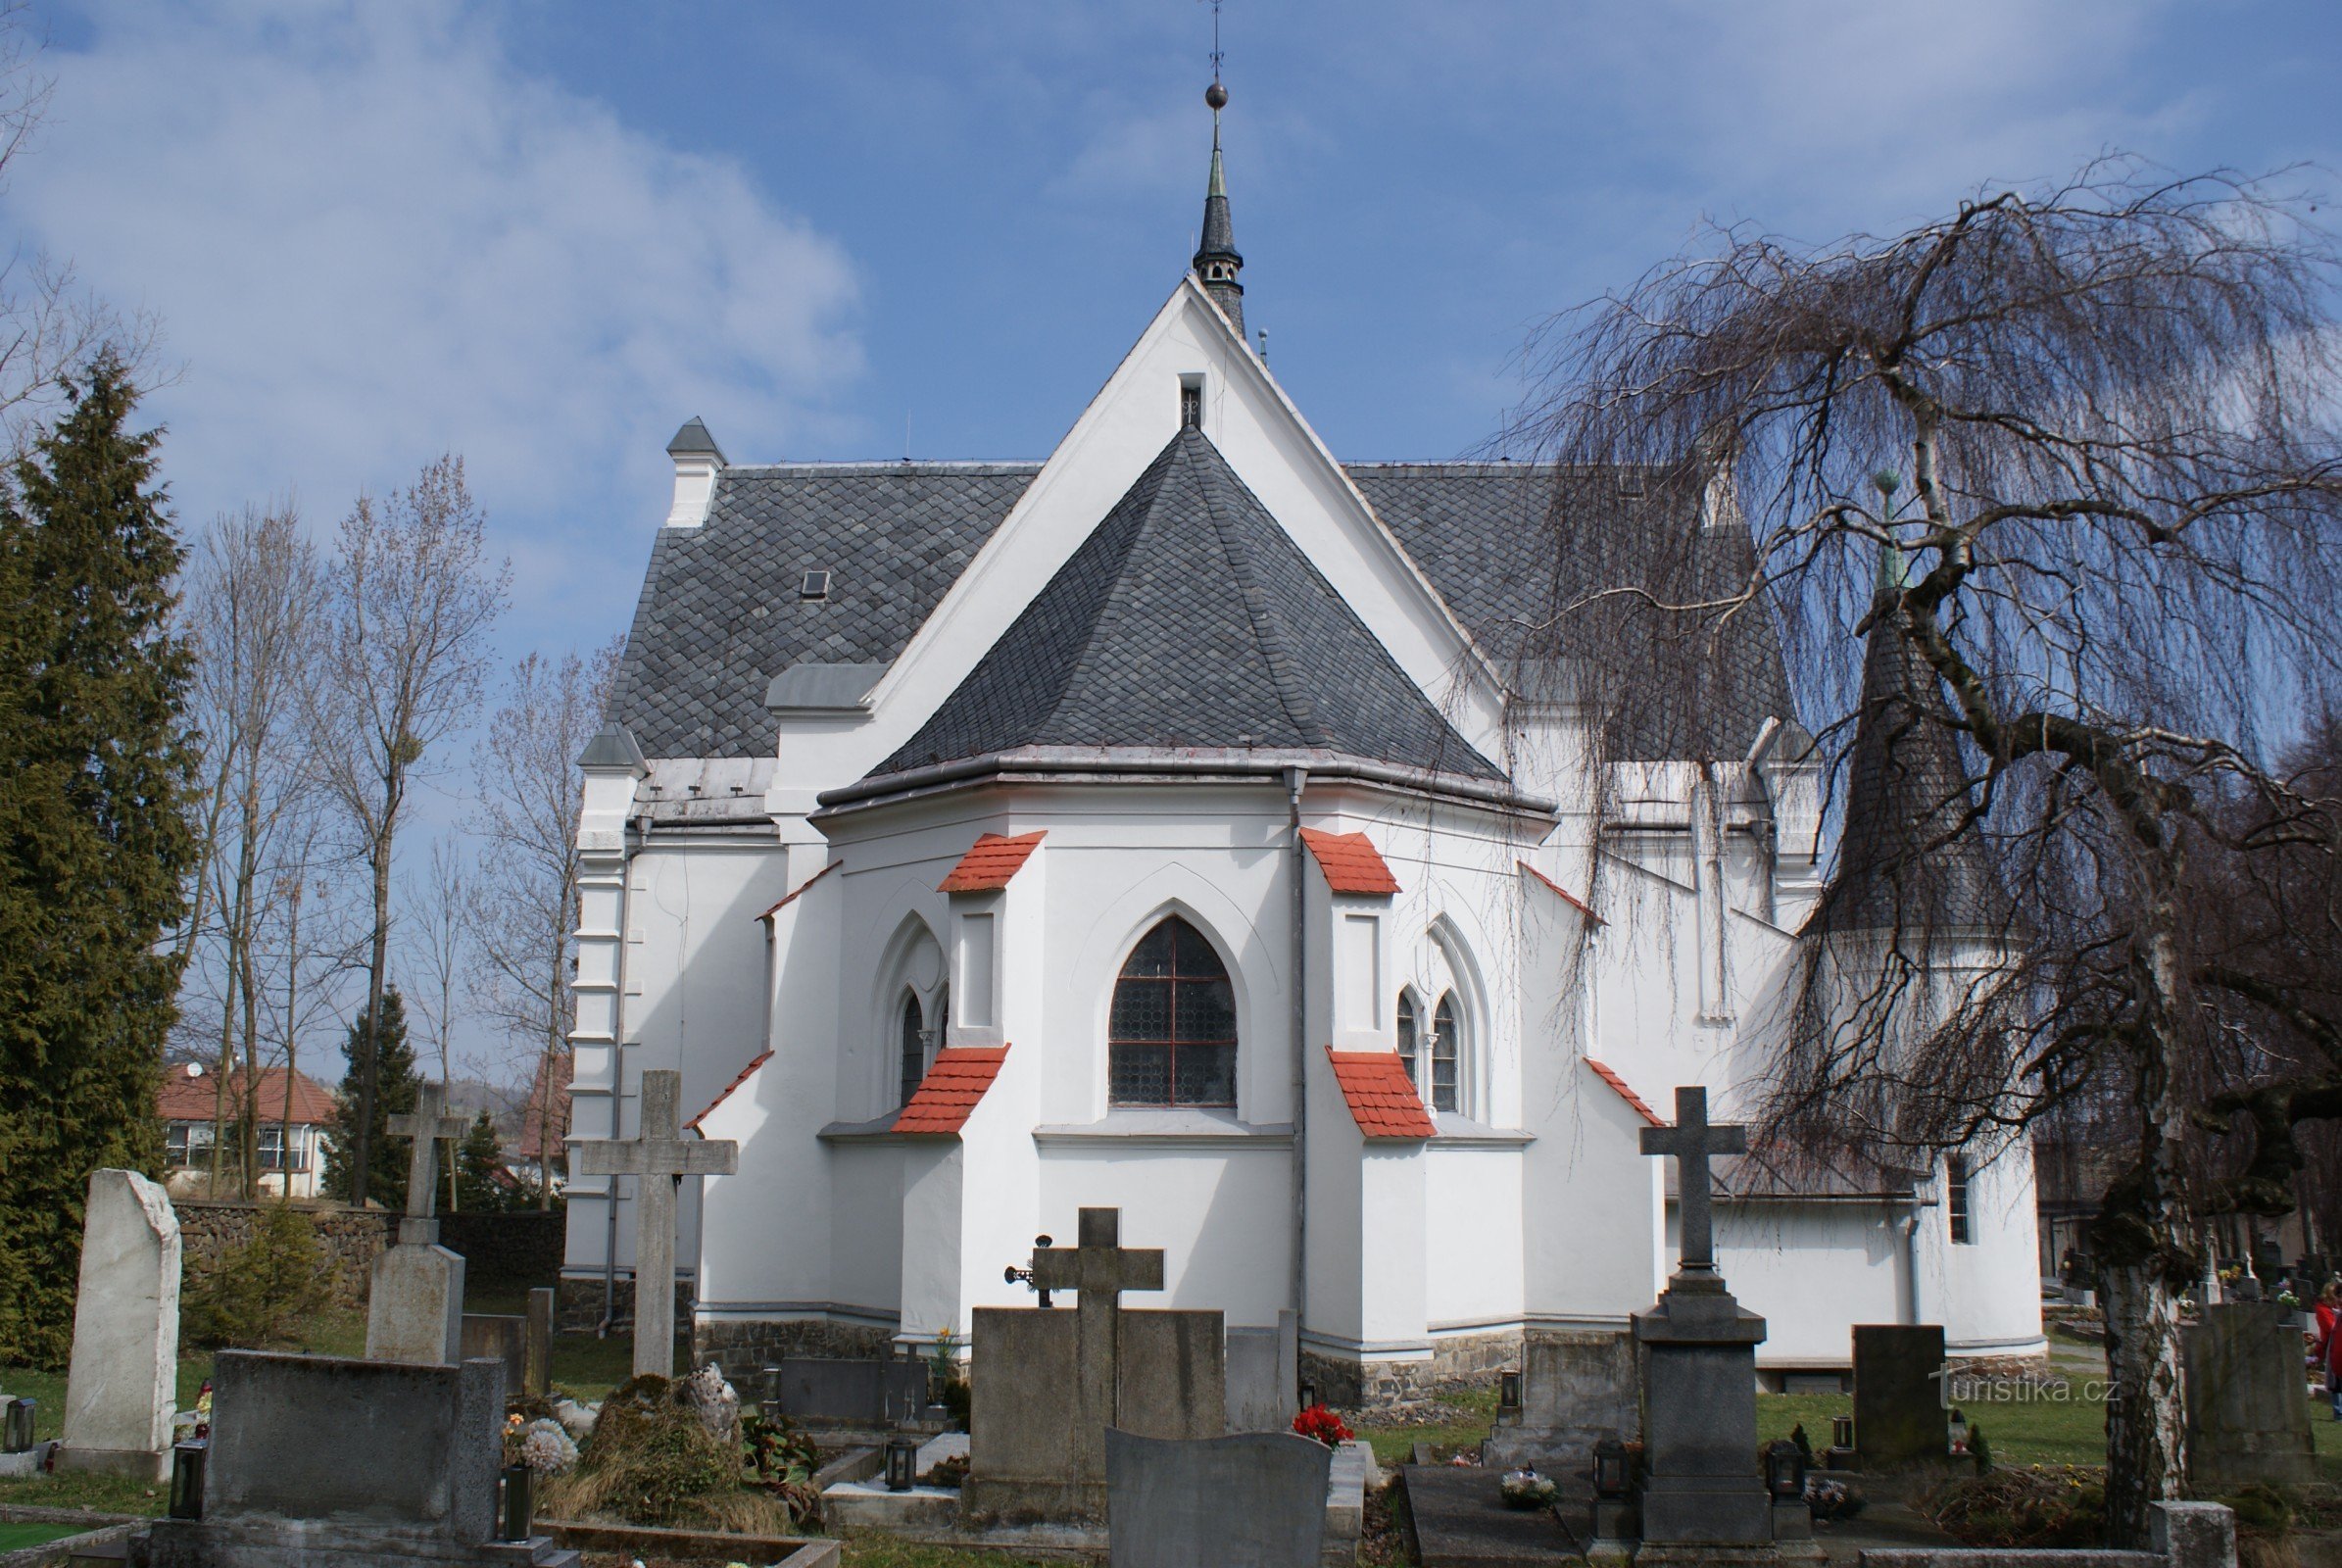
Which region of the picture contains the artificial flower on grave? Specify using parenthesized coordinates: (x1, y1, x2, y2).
(1292, 1404, 1352, 1446)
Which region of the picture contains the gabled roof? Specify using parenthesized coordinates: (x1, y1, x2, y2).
(158, 1063, 336, 1125)
(892, 1046, 1010, 1136)
(1519, 860, 1603, 925)
(689, 1052, 770, 1131)
(1299, 828, 1400, 896)
(1328, 1049, 1438, 1139)
(1806, 581, 2007, 939)
(757, 860, 841, 920)
(867, 427, 1504, 786)
(1585, 1058, 1665, 1128)
(939, 831, 1045, 893)
(608, 464, 1040, 758)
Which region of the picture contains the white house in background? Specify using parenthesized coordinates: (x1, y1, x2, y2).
(157, 1061, 336, 1201)
(560, 104, 2044, 1405)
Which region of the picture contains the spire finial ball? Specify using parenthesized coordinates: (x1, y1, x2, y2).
(1204, 80, 1228, 111)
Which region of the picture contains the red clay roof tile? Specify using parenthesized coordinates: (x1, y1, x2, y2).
(158, 1064, 335, 1125)
(938, 832, 1046, 894)
(688, 1052, 772, 1130)
(758, 861, 841, 920)
(891, 1046, 1010, 1135)
(1519, 861, 1604, 925)
(1299, 829, 1400, 896)
(1586, 1058, 1666, 1127)
(1327, 1048, 1437, 1139)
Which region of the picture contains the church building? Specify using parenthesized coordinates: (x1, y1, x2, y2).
(561, 96, 2045, 1411)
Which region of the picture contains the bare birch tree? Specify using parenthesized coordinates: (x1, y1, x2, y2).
(310, 457, 508, 1205)
(469, 640, 619, 1209)
(1506, 163, 2342, 1543)
(405, 836, 470, 1208)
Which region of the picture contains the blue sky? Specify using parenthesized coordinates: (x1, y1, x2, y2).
(4, 1, 2337, 1075)
(7, 0, 2339, 664)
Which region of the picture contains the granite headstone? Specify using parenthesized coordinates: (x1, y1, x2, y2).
(1852, 1325, 1950, 1473)
(2183, 1302, 2315, 1488)
(1105, 1427, 1329, 1568)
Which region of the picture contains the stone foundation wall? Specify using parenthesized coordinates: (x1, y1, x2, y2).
(555, 1273, 693, 1336)
(1302, 1328, 1525, 1413)
(174, 1201, 393, 1310)
(694, 1317, 902, 1388)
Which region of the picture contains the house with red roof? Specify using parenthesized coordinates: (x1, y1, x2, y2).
(156, 1061, 337, 1200)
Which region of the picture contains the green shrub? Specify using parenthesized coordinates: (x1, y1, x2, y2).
(180, 1204, 335, 1350)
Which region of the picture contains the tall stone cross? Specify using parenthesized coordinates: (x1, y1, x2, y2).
(566, 1068, 738, 1378)
(1027, 1207, 1164, 1484)
(1639, 1085, 1746, 1285)
(388, 1084, 467, 1244)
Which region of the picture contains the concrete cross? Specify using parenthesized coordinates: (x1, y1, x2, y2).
(566, 1068, 738, 1379)
(388, 1083, 468, 1236)
(1639, 1085, 1747, 1281)
(1027, 1208, 1165, 1486)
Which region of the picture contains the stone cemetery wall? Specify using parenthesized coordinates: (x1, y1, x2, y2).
(693, 1309, 896, 1378)
(435, 1212, 564, 1291)
(174, 1201, 392, 1310)
(177, 1204, 564, 1310)
(1300, 1325, 1521, 1409)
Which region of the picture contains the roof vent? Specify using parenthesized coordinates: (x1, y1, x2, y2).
(800, 570, 832, 601)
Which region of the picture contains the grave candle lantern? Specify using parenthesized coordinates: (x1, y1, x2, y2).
(1498, 1369, 1522, 1412)
(168, 1441, 206, 1520)
(1765, 1438, 1806, 1499)
(886, 1433, 919, 1493)
(1592, 1437, 1630, 1498)
(1830, 1414, 1854, 1451)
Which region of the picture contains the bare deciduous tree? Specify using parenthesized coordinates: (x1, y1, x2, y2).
(469, 641, 619, 1210)
(311, 457, 508, 1206)
(405, 836, 470, 1208)
(1508, 162, 2342, 1542)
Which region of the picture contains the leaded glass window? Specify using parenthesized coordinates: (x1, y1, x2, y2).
(899, 991, 925, 1106)
(1431, 992, 1460, 1113)
(1108, 917, 1237, 1106)
(1395, 992, 1421, 1102)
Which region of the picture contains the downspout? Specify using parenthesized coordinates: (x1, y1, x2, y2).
(1287, 765, 1309, 1387)
(600, 810, 645, 1338)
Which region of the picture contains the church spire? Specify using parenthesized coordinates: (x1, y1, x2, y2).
(1193, 79, 1244, 337)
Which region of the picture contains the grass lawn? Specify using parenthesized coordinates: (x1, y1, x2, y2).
(0, 1521, 97, 1550)
(833, 1537, 1063, 1567)
(1354, 1383, 1502, 1468)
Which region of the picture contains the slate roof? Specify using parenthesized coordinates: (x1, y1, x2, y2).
(608, 464, 1041, 758)
(938, 831, 1046, 893)
(1327, 1049, 1438, 1139)
(1348, 464, 1798, 760)
(605, 454, 1802, 769)
(869, 426, 1505, 785)
(892, 1046, 1010, 1136)
(1805, 585, 2008, 938)
(1298, 828, 1401, 896)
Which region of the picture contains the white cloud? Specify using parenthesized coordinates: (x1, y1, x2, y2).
(0, 1, 861, 625)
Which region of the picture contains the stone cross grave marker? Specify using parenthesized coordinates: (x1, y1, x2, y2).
(567, 1068, 738, 1378)
(1031, 1207, 1167, 1490)
(1640, 1083, 1746, 1285)
(390, 1084, 467, 1241)
(1633, 1085, 1773, 1550)
(366, 1083, 472, 1364)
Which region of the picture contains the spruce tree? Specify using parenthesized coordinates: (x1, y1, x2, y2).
(455, 1108, 508, 1213)
(0, 357, 197, 1366)
(320, 990, 420, 1210)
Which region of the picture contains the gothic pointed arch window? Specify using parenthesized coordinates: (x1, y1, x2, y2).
(1430, 992, 1460, 1113)
(1108, 916, 1237, 1106)
(1395, 991, 1422, 1097)
(899, 987, 949, 1106)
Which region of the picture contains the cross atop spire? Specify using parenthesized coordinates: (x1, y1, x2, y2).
(1193, 77, 1244, 337)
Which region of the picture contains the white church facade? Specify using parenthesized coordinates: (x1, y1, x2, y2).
(560, 114, 2045, 1409)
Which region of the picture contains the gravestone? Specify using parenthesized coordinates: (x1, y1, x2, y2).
(1105, 1427, 1329, 1568)
(963, 1207, 1226, 1523)
(1483, 1329, 1639, 1472)
(771, 1356, 929, 1427)
(1226, 1310, 1299, 1434)
(1852, 1325, 1950, 1472)
(137, 1348, 576, 1568)
(461, 1314, 527, 1396)
(565, 1068, 738, 1378)
(2183, 1301, 2315, 1489)
(525, 1287, 555, 1397)
(57, 1169, 180, 1482)
(365, 1084, 469, 1364)
(1634, 1087, 1773, 1556)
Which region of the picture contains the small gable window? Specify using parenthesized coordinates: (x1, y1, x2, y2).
(1180, 378, 1203, 429)
(1108, 916, 1236, 1107)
